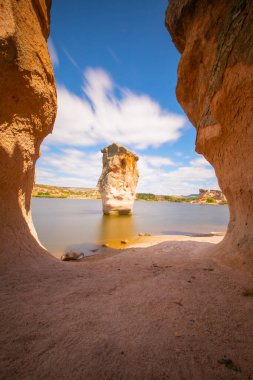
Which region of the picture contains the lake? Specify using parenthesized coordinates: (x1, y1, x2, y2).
(31, 198, 229, 256)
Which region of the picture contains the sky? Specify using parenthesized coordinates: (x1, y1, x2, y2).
(37, 0, 219, 195)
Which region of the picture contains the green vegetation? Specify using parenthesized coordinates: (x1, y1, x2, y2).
(163, 195, 198, 203)
(32, 184, 224, 205)
(206, 197, 216, 203)
(136, 193, 157, 201)
(136, 193, 198, 203)
(37, 191, 50, 196)
(33, 184, 101, 200)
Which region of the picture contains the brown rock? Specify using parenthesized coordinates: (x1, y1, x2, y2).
(0, 0, 57, 267)
(97, 143, 139, 215)
(165, 0, 253, 269)
(61, 252, 84, 261)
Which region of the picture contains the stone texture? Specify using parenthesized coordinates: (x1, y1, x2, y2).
(0, 0, 57, 267)
(97, 143, 139, 215)
(198, 189, 226, 203)
(166, 0, 253, 270)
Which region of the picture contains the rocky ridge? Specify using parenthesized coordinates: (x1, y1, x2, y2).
(198, 189, 226, 203)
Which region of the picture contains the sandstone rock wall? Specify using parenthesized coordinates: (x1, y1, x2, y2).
(97, 144, 139, 215)
(166, 0, 253, 269)
(0, 0, 57, 267)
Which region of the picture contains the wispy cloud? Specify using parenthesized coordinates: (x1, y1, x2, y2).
(37, 149, 101, 188)
(107, 47, 120, 63)
(62, 47, 82, 73)
(44, 67, 187, 150)
(137, 154, 218, 195)
(140, 155, 176, 168)
(47, 38, 59, 66)
(38, 67, 218, 194)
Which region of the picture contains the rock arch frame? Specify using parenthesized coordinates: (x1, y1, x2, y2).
(0, 0, 252, 271)
(166, 0, 253, 271)
(0, 0, 57, 268)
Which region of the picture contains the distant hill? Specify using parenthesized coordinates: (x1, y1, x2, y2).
(33, 184, 101, 199)
(32, 184, 226, 204)
(182, 194, 199, 198)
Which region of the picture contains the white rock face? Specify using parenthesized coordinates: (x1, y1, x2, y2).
(97, 144, 139, 215)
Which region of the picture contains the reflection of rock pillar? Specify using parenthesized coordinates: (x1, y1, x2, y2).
(99, 215, 135, 244)
(165, 0, 253, 270)
(97, 144, 139, 215)
(0, 0, 57, 267)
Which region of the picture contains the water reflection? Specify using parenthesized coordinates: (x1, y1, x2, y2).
(98, 214, 135, 246)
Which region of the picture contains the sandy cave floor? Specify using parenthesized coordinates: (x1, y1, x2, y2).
(1, 236, 253, 380)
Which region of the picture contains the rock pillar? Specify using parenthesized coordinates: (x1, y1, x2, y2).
(97, 144, 139, 215)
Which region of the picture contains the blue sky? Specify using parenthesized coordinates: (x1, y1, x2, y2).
(37, 0, 218, 195)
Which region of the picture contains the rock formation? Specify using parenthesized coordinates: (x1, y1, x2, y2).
(0, 0, 57, 267)
(166, 0, 253, 269)
(199, 189, 226, 203)
(97, 144, 139, 215)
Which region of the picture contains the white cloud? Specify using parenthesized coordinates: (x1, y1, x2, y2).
(44, 68, 186, 150)
(38, 67, 218, 194)
(47, 38, 59, 66)
(37, 148, 219, 195)
(137, 154, 218, 195)
(37, 149, 102, 188)
(189, 157, 212, 167)
(140, 155, 176, 168)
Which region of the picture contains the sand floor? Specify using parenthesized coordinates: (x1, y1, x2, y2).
(1, 236, 253, 379)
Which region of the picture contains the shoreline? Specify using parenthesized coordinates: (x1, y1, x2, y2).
(124, 232, 225, 249)
(32, 196, 228, 205)
(54, 232, 226, 260)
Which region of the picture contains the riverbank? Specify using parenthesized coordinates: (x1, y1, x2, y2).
(124, 232, 225, 248)
(32, 184, 227, 205)
(87, 233, 225, 252)
(1, 236, 253, 379)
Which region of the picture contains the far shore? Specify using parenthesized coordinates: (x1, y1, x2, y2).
(32, 184, 227, 205)
(32, 195, 227, 205)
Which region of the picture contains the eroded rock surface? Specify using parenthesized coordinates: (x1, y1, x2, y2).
(166, 0, 253, 270)
(0, 0, 57, 267)
(97, 144, 139, 215)
(199, 189, 226, 203)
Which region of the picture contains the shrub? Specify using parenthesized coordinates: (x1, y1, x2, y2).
(206, 197, 216, 203)
(37, 191, 50, 196)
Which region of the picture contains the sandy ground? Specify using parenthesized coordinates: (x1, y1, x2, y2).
(127, 233, 225, 248)
(1, 235, 253, 380)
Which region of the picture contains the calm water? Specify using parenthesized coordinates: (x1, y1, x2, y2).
(31, 198, 229, 256)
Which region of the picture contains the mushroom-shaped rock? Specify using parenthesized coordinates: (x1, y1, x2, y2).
(97, 144, 139, 215)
